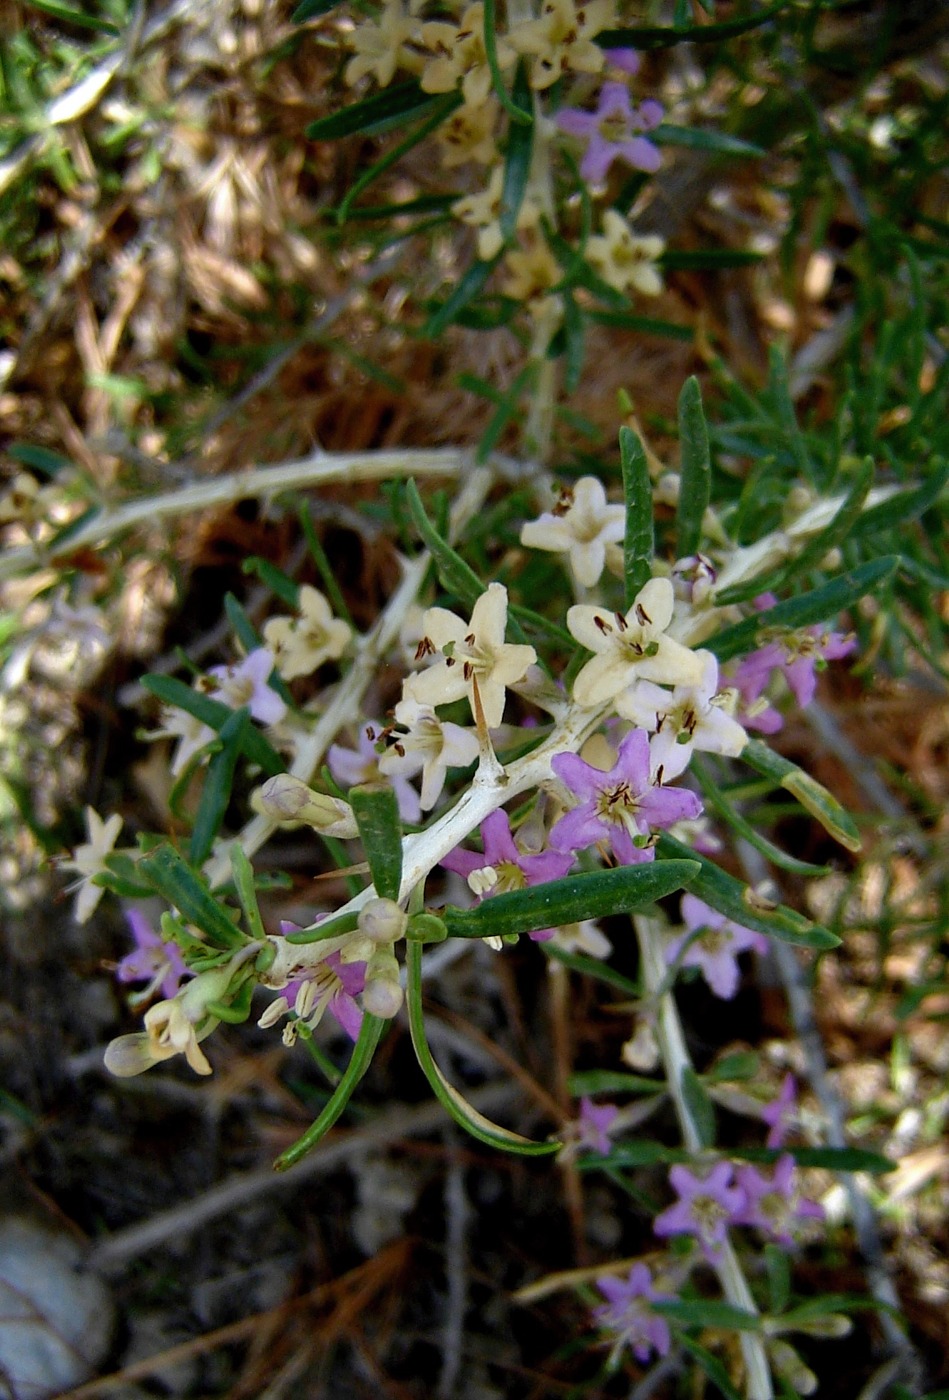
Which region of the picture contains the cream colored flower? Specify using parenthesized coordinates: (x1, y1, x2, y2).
(403, 582, 536, 728)
(345, 0, 421, 87)
(420, 3, 513, 107)
(252, 775, 359, 836)
(263, 586, 352, 681)
(508, 0, 614, 89)
(520, 476, 625, 587)
(501, 236, 562, 313)
(587, 212, 664, 296)
(567, 577, 705, 708)
(438, 96, 500, 167)
(378, 695, 480, 809)
(61, 807, 123, 924)
(452, 167, 542, 260)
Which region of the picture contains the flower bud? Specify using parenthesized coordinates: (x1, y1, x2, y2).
(358, 897, 408, 945)
(363, 947, 403, 1018)
(253, 775, 358, 837)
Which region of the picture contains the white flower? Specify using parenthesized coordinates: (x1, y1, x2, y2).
(403, 583, 536, 729)
(586, 212, 664, 297)
(159, 704, 216, 776)
(520, 477, 625, 588)
(262, 586, 352, 682)
(548, 919, 612, 959)
(104, 960, 244, 1078)
(378, 696, 480, 810)
(61, 807, 122, 923)
(567, 577, 705, 708)
(207, 648, 287, 725)
(616, 651, 748, 781)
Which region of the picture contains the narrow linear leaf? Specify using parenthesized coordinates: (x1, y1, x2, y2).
(138, 845, 245, 950)
(7, 443, 73, 477)
(140, 674, 284, 777)
(223, 593, 260, 654)
(425, 255, 500, 339)
(741, 739, 861, 852)
(543, 945, 642, 998)
(274, 1013, 386, 1170)
(568, 1070, 665, 1095)
(596, 0, 788, 49)
(588, 308, 693, 341)
(676, 376, 711, 558)
(677, 1336, 744, 1400)
(561, 290, 586, 393)
(442, 861, 699, 940)
(653, 124, 765, 158)
(482, 0, 532, 125)
(853, 459, 949, 536)
(653, 1299, 762, 1331)
(692, 759, 831, 875)
(707, 555, 900, 663)
(230, 844, 266, 943)
(406, 942, 559, 1154)
(189, 707, 249, 866)
(338, 92, 461, 222)
(404, 478, 485, 606)
(499, 61, 534, 237)
(293, 0, 342, 19)
(350, 782, 403, 901)
(655, 834, 839, 949)
(306, 81, 444, 141)
(620, 425, 653, 604)
(241, 556, 300, 608)
(20, 0, 120, 33)
(681, 1065, 716, 1149)
(705, 1051, 760, 1083)
(732, 1145, 894, 1174)
(586, 1141, 687, 1169)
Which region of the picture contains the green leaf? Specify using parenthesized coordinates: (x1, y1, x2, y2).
(561, 290, 586, 394)
(543, 945, 642, 998)
(241, 556, 300, 608)
(306, 81, 445, 141)
(653, 124, 764, 158)
(189, 707, 249, 866)
(655, 834, 839, 949)
(338, 92, 461, 222)
(499, 62, 534, 237)
(765, 1243, 791, 1315)
(140, 674, 284, 777)
(662, 249, 765, 270)
(733, 1145, 894, 1174)
(442, 861, 700, 940)
(138, 845, 245, 950)
(482, 0, 532, 125)
(653, 1299, 762, 1331)
(691, 758, 831, 876)
(425, 255, 500, 339)
(589, 1141, 686, 1169)
(596, 0, 789, 49)
(587, 308, 693, 341)
(223, 593, 260, 654)
(707, 555, 900, 663)
(230, 844, 266, 943)
(293, 0, 341, 19)
(274, 1012, 386, 1169)
(568, 1070, 665, 1096)
(706, 1051, 759, 1083)
(620, 425, 653, 605)
(349, 782, 403, 901)
(681, 1066, 716, 1149)
(852, 459, 949, 536)
(404, 478, 485, 607)
(283, 910, 361, 944)
(676, 376, 711, 558)
(7, 443, 73, 477)
(406, 942, 559, 1154)
(741, 739, 861, 853)
(19, 0, 120, 33)
(677, 1336, 744, 1400)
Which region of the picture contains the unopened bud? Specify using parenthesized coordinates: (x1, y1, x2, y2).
(253, 775, 358, 837)
(358, 897, 408, 945)
(363, 977, 404, 1018)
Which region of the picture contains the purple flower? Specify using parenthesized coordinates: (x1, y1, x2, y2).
(550, 729, 702, 866)
(665, 893, 768, 1000)
(441, 808, 574, 941)
(654, 1162, 745, 1260)
(603, 46, 641, 76)
(207, 647, 287, 726)
(262, 936, 366, 1043)
(762, 1073, 797, 1148)
(735, 1155, 824, 1247)
(556, 82, 663, 184)
(732, 609, 856, 727)
(593, 1263, 672, 1365)
(116, 909, 190, 1001)
(577, 1097, 619, 1155)
(328, 723, 422, 824)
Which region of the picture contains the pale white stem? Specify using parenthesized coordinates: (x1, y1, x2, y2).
(635, 914, 773, 1400)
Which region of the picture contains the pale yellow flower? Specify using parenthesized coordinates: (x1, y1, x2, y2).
(520, 476, 625, 587)
(345, 0, 421, 87)
(508, 0, 614, 89)
(501, 237, 562, 313)
(420, 3, 514, 107)
(263, 585, 352, 681)
(567, 577, 705, 707)
(587, 211, 664, 296)
(60, 807, 123, 924)
(403, 582, 536, 728)
(378, 695, 480, 809)
(452, 167, 542, 260)
(438, 97, 500, 167)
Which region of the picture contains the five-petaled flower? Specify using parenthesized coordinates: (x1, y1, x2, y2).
(328, 724, 422, 824)
(654, 1161, 744, 1260)
(586, 212, 665, 296)
(520, 477, 626, 588)
(404, 583, 536, 730)
(378, 696, 480, 811)
(593, 1263, 673, 1366)
(509, 0, 614, 89)
(550, 727, 702, 865)
(259, 943, 366, 1044)
(61, 806, 123, 924)
(263, 586, 352, 682)
(665, 893, 767, 999)
(206, 648, 287, 726)
(731, 599, 856, 733)
(117, 909, 190, 1002)
(442, 808, 574, 940)
(617, 650, 748, 782)
(567, 577, 705, 709)
(735, 1155, 824, 1247)
(576, 1096, 619, 1155)
(556, 82, 663, 183)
